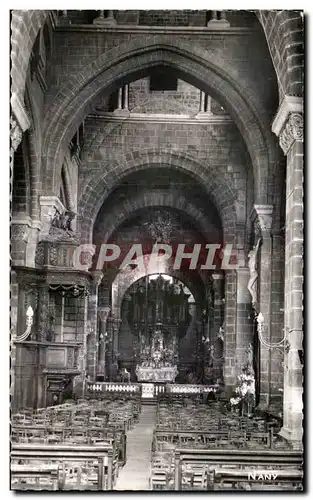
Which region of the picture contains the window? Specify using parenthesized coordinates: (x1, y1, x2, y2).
(149, 70, 178, 92)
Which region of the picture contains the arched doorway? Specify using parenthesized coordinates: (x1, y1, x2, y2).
(117, 273, 199, 383)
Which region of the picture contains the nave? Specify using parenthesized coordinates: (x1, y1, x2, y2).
(11, 394, 303, 491)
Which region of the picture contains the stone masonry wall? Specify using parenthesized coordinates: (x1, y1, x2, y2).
(79, 119, 249, 205)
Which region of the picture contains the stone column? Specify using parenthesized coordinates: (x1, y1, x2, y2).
(86, 271, 103, 381)
(272, 96, 303, 447)
(106, 316, 114, 380)
(235, 268, 254, 373)
(98, 307, 111, 378)
(114, 86, 130, 117)
(206, 95, 212, 114)
(251, 204, 273, 410)
(268, 228, 285, 413)
(199, 91, 205, 112)
(113, 318, 122, 357)
(117, 87, 122, 110)
(196, 91, 213, 118)
(123, 84, 129, 110)
(223, 270, 237, 392)
(211, 273, 224, 377)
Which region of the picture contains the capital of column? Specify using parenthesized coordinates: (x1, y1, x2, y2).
(11, 222, 31, 243)
(250, 205, 273, 235)
(98, 306, 111, 323)
(92, 271, 103, 287)
(272, 95, 303, 156)
(11, 92, 30, 133)
(10, 117, 23, 152)
(212, 272, 224, 280)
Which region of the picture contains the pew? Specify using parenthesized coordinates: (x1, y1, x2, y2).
(152, 429, 272, 451)
(11, 442, 117, 490)
(11, 464, 60, 491)
(173, 448, 303, 490)
(11, 425, 126, 465)
(210, 468, 303, 491)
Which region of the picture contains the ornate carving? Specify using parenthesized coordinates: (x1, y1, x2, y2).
(257, 214, 273, 232)
(37, 289, 50, 341)
(253, 205, 273, 235)
(47, 209, 78, 243)
(10, 117, 22, 152)
(35, 243, 45, 265)
(51, 209, 75, 231)
(24, 285, 39, 312)
(279, 112, 303, 155)
(47, 227, 79, 243)
(67, 348, 74, 368)
(11, 224, 29, 242)
(49, 244, 59, 266)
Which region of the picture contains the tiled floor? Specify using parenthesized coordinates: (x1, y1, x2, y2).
(114, 405, 156, 491)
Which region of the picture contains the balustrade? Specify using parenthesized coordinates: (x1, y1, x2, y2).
(87, 381, 219, 397)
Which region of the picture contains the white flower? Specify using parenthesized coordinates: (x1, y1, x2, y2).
(230, 397, 241, 406)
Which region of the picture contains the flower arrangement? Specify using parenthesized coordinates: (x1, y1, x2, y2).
(235, 372, 255, 398)
(232, 368, 255, 416)
(230, 397, 241, 407)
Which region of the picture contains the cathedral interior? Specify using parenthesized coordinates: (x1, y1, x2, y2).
(10, 9, 304, 491)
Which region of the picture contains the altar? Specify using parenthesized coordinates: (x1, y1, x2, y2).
(136, 365, 178, 383)
(135, 317, 178, 383)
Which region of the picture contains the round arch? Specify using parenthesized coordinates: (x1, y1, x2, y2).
(41, 38, 274, 201)
(78, 149, 238, 243)
(112, 265, 207, 319)
(93, 189, 222, 246)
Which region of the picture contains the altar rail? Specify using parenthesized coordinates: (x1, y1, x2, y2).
(167, 384, 219, 395)
(87, 382, 141, 394)
(87, 382, 219, 397)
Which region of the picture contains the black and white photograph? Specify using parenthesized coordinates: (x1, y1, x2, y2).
(9, 6, 304, 492)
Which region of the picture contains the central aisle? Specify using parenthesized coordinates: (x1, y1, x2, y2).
(115, 404, 157, 491)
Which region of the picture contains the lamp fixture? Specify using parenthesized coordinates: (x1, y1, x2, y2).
(257, 312, 291, 368)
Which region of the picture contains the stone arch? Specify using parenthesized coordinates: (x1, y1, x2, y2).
(41, 38, 274, 202)
(78, 149, 238, 244)
(112, 265, 206, 319)
(257, 11, 304, 98)
(10, 10, 50, 99)
(93, 189, 222, 246)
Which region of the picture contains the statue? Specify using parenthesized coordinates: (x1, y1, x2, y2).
(247, 238, 261, 307)
(48, 209, 77, 241)
(246, 342, 254, 374)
